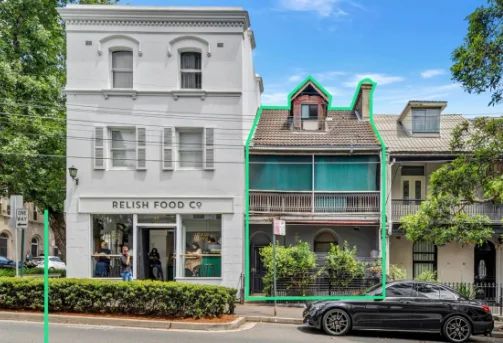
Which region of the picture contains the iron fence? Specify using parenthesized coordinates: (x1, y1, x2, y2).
(249, 278, 503, 315)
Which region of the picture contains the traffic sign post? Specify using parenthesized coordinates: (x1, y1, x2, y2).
(272, 218, 286, 316)
(9, 195, 23, 278)
(16, 208, 28, 230)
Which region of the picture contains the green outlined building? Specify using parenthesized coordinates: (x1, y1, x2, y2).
(244, 76, 387, 301)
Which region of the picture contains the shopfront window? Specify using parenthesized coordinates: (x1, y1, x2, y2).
(91, 214, 133, 278)
(182, 214, 221, 278)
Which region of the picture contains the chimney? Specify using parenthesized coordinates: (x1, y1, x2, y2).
(355, 82, 373, 120)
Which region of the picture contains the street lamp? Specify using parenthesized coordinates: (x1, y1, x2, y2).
(68, 166, 79, 186)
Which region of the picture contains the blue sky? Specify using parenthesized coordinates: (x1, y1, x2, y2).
(120, 0, 501, 116)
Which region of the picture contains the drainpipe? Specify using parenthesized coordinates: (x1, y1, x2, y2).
(387, 157, 396, 273)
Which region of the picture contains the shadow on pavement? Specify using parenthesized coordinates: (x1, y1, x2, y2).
(296, 326, 493, 342)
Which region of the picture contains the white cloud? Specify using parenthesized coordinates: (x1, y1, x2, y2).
(430, 83, 462, 91)
(343, 73, 405, 87)
(279, 0, 349, 17)
(390, 93, 449, 104)
(314, 71, 347, 81)
(420, 69, 446, 79)
(324, 86, 340, 96)
(288, 73, 307, 83)
(262, 92, 289, 105)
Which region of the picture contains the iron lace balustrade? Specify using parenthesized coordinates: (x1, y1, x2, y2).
(249, 191, 380, 214)
(392, 199, 503, 222)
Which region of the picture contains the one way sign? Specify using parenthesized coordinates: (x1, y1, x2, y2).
(16, 208, 28, 230)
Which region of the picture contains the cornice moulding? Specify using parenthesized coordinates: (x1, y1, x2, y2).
(57, 6, 250, 30)
(64, 88, 242, 100)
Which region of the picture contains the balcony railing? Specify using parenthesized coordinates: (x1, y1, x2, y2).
(392, 199, 503, 223)
(249, 191, 380, 214)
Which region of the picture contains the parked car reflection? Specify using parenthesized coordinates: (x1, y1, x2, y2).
(303, 280, 494, 343)
(0, 256, 24, 269)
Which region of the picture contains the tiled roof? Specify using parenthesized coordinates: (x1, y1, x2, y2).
(251, 109, 380, 148)
(373, 114, 467, 154)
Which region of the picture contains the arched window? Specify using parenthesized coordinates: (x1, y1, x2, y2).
(412, 241, 437, 278)
(314, 231, 338, 253)
(112, 50, 133, 88)
(31, 237, 39, 257)
(0, 233, 8, 257)
(180, 52, 202, 89)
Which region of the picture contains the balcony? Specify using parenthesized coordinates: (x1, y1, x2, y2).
(392, 199, 503, 223)
(249, 191, 380, 214)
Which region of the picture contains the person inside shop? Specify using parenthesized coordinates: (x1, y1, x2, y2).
(184, 242, 202, 277)
(94, 241, 111, 277)
(149, 248, 162, 280)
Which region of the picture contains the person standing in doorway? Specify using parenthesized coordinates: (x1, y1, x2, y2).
(120, 245, 132, 281)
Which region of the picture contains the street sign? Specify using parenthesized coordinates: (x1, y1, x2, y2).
(16, 208, 28, 230)
(273, 218, 286, 236)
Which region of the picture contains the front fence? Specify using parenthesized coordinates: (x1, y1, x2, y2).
(250, 277, 503, 314)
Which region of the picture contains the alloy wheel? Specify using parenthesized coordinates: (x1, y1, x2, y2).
(444, 316, 471, 343)
(322, 309, 351, 336)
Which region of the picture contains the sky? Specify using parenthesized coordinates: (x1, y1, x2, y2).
(119, 0, 502, 117)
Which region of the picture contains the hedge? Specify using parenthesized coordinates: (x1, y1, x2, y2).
(0, 278, 237, 318)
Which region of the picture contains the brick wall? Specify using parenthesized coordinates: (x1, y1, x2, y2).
(292, 95, 327, 130)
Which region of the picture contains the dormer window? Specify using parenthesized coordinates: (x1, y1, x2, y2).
(412, 108, 440, 134)
(301, 104, 318, 120)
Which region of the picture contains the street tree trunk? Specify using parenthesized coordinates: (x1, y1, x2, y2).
(49, 211, 66, 262)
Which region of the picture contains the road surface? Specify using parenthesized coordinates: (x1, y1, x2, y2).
(1, 320, 502, 343)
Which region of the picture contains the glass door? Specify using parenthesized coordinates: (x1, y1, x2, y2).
(401, 176, 425, 204)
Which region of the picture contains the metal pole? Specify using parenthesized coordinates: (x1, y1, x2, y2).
(20, 229, 25, 277)
(44, 210, 49, 343)
(15, 228, 19, 277)
(273, 234, 277, 317)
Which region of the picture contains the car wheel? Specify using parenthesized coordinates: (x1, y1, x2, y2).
(442, 316, 472, 343)
(321, 309, 351, 336)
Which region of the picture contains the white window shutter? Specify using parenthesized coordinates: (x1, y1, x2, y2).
(136, 127, 147, 170)
(162, 127, 174, 170)
(204, 127, 215, 170)
(93, 126, 106, 170)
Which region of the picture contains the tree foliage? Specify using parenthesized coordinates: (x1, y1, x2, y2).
(0, 0, 117, 261)
(401, 117, 503, 246)
(259, 241, 317, 296)
(322, 241, 365, 288)
(451, 0, 503, 106)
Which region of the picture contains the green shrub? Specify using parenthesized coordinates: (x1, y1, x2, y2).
(389, 265, 407, 281)
(323, 241, 365, 288)
(260, 241, 317, 296)
(0, 278, 237, 318)
(0, 268, 66, 278)
(454, 282, 480, 300)
(415, 270, 440, 282)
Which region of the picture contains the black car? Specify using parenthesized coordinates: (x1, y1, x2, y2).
(303, 280, 494, 343)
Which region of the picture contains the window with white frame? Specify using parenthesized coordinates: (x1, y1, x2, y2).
(33, 206, 38, 221)
(112, 51, 133, 88)
(0, 233, 8, 257)
(31, 237, 39, 257)
(110, 128, 136, 169)
(180, 52, 202, 89)
(177, 129, 204, 169)
(412, 108, 440, 133)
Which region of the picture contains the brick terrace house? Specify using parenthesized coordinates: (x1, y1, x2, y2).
(246, 76, 384, 295)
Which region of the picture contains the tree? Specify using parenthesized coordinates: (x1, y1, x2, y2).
(0, 0, 118, 261)
(451, 0, 503, 106)
(400, 117, 503, 246)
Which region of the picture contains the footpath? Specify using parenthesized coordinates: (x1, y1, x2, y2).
(2, 304, 503, 337)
